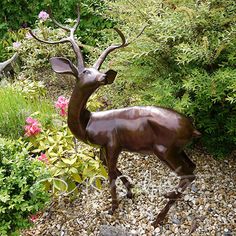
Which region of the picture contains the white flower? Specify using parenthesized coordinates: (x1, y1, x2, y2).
(38, 11, 49, 21)
(13, 41, 21, 49)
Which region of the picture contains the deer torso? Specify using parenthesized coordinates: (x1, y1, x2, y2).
(85, 106, 195, 153)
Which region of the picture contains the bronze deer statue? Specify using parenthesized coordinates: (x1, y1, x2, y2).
(30, 8, 201, 227)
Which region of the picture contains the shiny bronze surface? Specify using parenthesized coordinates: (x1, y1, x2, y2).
(30, 8, 201, 227)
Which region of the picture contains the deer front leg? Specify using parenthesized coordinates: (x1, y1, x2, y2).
(100, 147, 133, 199)
(106, 145, 121, 215)
(116, 169, 134, 199)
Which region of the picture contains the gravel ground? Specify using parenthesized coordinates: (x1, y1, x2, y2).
(22, 149, 236, 236)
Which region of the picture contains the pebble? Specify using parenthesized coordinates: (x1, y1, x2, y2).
(22, 150, 236, 236)
(172, 218, 181, 225)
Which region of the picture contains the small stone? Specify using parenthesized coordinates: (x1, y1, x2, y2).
(172, 218, 181, 224)
(154, 227, 160, 233)
(130, 229, 137, 235)
(99, 225, 129, 236)
(223, 228, 233, 236)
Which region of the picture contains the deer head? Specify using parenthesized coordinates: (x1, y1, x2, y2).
(29, 7, 145, 90)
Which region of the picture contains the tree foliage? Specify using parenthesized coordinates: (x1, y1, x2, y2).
(101, 0, 236, 156)
(0, 0, 112, 60)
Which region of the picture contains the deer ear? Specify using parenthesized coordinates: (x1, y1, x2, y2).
(49, 57, 78, 77)
(105, 69, 117, 84)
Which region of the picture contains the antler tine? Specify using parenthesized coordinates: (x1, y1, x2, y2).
(29, 29, 69, 45)
(93, 26, 147, 70)
(72, 5, 81, 32)
(29, 7, 85, 72)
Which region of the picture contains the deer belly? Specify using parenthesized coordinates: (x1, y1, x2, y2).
(117, 121, 154, 152)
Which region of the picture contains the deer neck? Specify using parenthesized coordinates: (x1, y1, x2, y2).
(67, 83, 96, 142)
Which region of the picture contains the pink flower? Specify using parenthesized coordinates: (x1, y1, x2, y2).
(29, 214, 38, 223)
(29, 212, 42, 223)
(37, 153, 49, 164)
(25, 32, 33, 39)
(38, 11, 49, 21)
(26, 117, 38, 124)
(24, 117, 41, 137)
(13, 41, 21, 49)
(55, 96, 69, 117)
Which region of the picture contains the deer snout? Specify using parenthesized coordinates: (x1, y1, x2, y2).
(97, 73, 107, 85)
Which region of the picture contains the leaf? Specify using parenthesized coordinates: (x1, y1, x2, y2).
(95, 178, 102, 190)
(53, 179, 67, 192)
(100, 165, 108, 178)
(61, 157, 77, 165)
(71, 173, 82, 183)
(69, 167, 78, 174)
(53, 168, 66, 176)
(67, 181, 78, 194)
(0, 194, 10, 203)
(48, 136, 55, 144)
(31, 149, 42, 153)
(55, 161, 67, 168)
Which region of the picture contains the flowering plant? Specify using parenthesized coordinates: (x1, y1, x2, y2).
(24, 117, 41, 137)
(24, 95, 106, 196)
(38, 10, 49, 22)
(55, 96, 69, 117)
(37, 153, 49, 164)
(12, 41, 21, 49)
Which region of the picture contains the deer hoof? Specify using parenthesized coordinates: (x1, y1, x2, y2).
(164, 191, 176, 199)
(164, 191, 180, 199)
(108, 207, 117, 215)
(152, 215, 165, 228)
(108, 202, 118, 215)
(126, 191, 134, 199)
(108, 209, 115, 215)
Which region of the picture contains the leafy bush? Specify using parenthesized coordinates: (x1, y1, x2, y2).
(24, 95, 107, 196)
(101, 0, 236, 156)
(27, 120, 107, 195)
(0, 0, 112, 61)
(0, 138, 49, 236)
(0, 84, 54, 139)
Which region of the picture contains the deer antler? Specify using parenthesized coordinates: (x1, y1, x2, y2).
(0, 53, 18, 73)
(93, 25, 147, 70)
(29, 7, 84, 72)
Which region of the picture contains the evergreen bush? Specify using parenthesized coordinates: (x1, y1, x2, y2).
(101, 0, 236, 156)
(0, 138, 49, 236)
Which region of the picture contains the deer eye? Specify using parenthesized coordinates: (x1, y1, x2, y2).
(83, 70, 91, 75)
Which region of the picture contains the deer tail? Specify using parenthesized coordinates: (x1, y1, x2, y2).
(192, 129, 201, 138)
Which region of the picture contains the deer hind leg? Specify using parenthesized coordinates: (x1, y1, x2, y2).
(152, 147, 196, 228)
(164, 151, 196, 199)
(100, 147, 133, 199)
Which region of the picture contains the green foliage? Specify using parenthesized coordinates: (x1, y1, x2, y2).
(0, 84, 54, 139)
(0, 138, 50, 236)
(0, 0, 112, 61)
(26, 112, 107, 196)
(11, 24, 76, 79)
(102, 0, 236, 156)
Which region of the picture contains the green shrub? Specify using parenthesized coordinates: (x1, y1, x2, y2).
(0, 0, 112, 61)
(27, 120, 107, 196)
(0, 138, 50, 236)
(0, 86, 54, 139)
(101, 0, 236, 157)
(25, 96, 107, 196)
